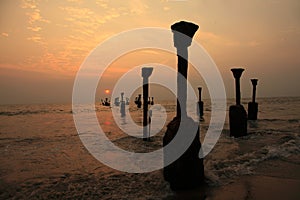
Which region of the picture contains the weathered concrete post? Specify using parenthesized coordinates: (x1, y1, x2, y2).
(229, 68, 247, 137)
(248, 79, 258, 120)
(120, 92, 125, 117)
(142, 67, 153, 141)
(198, 87, 204, 121)
(163, 21, 204, 190)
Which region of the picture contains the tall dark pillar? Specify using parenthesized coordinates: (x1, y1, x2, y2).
(198, 87, 204, 121)
(163, 21, 204, 190)
(229, 68, 247, 137)
(248, 79, 258, 120)
(142, 67, 153, 141)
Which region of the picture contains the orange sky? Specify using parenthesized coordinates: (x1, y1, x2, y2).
(0, 0, 299, 104)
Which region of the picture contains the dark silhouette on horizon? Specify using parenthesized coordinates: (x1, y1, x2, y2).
(134, 94, 142, 108)
(101, 98, 110, 106)
(151, 97, 154, 105)
(148, 97, 155, 105)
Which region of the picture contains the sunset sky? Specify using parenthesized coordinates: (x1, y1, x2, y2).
(0, 0, 299, 104)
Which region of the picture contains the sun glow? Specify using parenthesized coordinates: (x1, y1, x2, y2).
(105, 89, 110, 94)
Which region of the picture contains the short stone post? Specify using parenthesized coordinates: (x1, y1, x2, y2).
(248, 79, 258, 120)
(197, 87, 204, 121)
(229, 68, 247, 137)
(120, 92, 125, 117)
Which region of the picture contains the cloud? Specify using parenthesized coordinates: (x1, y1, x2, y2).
(163, 6, 170, 11)
(129, 0, 149, 15)
(46, 2, 135, 74)
(12, 1, 182, 76)
(66, 0, 84, 3)
(247, 41, 261, 47)
(95, 0, 109, 9)
(21, 0, 37, 9)
(197, 31, 263, 48)
(27, 26, 41, 32)
(21, 0, 50, 46)
(1, 33, 9, 37)
(27, 36, 43, 43)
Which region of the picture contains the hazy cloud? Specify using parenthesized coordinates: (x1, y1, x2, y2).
(129, 0, 149, 15)
(21, 0, 50, 46)
(1, 33, 9, 37)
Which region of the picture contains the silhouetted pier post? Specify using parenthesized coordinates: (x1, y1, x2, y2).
(229, 68, 247, 137)
(120, 92, 125, 117)
(248, 79, 258, 120)
(137, 94, 142, 108)
(142, 67, 153, 141)
(198, 87, 204, 121)
(163, 21, 204, 190)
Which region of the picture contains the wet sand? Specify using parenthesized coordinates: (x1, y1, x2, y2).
(208, 156, 300, 200)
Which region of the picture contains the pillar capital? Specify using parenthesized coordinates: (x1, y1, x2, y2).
(198, 87, 202, 92)
(251, 79, 258, 86)
(231, 68, 244, 79)
(142, 67, 153, 79)
(171, 21, 199, 48)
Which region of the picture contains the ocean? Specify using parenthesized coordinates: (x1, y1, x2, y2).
(0, 97, 299, 199)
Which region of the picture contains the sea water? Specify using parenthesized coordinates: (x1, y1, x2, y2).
(0, 97, 299, 198)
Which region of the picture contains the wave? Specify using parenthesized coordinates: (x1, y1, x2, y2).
(205, 135, 299, 186)
(0, 110, 48, 116)
(0, 110, 72, 116)
(259, 118, 299, 123)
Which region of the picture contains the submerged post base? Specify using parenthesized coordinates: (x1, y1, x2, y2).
(248, 102, 258, 120)
(163, 117, 204, 190)
(229, 105, 247, 137)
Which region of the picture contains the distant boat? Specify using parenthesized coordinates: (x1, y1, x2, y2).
(101, 98, 110, 106)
